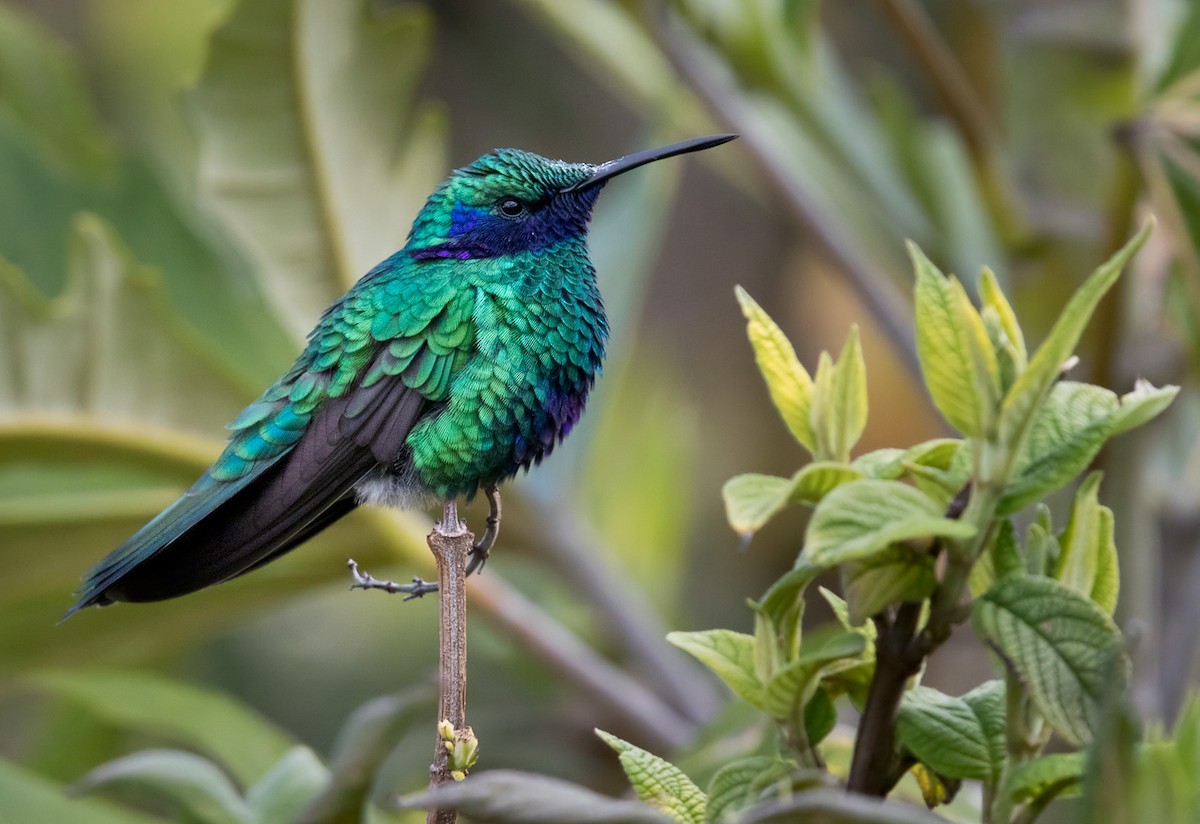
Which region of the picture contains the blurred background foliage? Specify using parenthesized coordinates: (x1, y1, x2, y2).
(1, 0, 1200, 821)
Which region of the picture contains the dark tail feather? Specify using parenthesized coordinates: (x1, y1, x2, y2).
(65, 376, 428, 619)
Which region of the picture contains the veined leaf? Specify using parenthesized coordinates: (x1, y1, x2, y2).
(704, 757, 791, 824)
(667, 630, 763, 711)
(997, 223, 1152, 456)
(842, 545, 936, 626)
(1000, 378, 1175, 515)
(1007, 753, 1085, 804)
(735, 286, 817, 451)
(972, 576, 1126, 746)
(896, 685, 999, 783)
(597, 730, 707, 824)
(803, 479, 975, 567)
(762, 631, 866, 719)
(911, 242, 999, 437)
(1055, 472, 1120, 614)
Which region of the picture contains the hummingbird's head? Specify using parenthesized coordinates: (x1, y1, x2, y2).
(405, 134, 737, 261)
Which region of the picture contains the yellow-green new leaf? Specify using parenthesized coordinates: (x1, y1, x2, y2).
(1110, 378, 1179, 436)
(1055, 472, 1120, 615)
(978, 266, 1026, 369)
(735, 286, 816, 451)
(998, 223, 1152, 453)
(722, 473, 791, 539)
(597, 731, 707, 824)
(911, 242, 999, 437)
(813, 325, 868, 462)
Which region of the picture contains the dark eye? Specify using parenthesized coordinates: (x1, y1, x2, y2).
(498, 197, 525, 217)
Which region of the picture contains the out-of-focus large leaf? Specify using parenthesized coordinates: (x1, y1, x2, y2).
(190, 0, 446, 340)
(0, 215, 247, 431)
(32, 669, 295, 786)
(73, 749, 255, 824)
(0, 756, 160, 824)
(0, 3, 293, 386)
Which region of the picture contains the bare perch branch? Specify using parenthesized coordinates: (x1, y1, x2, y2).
(426, 499, 472, 824)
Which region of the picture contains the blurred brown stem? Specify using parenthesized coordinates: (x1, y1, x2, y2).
(427, 500, 471, 824)
(876, 0, 1028, 244)
(651, 13, 921, 380)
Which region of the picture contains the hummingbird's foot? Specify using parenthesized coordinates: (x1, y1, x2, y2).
(347, 559, 439, 601)
(466, 484, 501, 576)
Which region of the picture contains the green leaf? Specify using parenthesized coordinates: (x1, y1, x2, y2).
(72, 749, 254, 824)
(1055, 472, 1120, 614)
(969, 518, 1022, 598)
(962, 680, 1008, 788)
(1110, 377, 1180, 436)
(978, 266, 1027, 369)
(911, 242, 999, 437)
(395, 769, 670, 823)
(704, 757, 791, 823)
(735, 286, 816, 451)
(191, 0, 446, 340)
(842, 545, 936, 626)
(812, 325, 868, 462)
(597, 730, 707, 824)
(667, 630, 763, 711)
(762, 631, 866, 719)
(853, 438, 961, 479)
(723, 464, 863, 538)
(804, 687, 839, 747)
(998, 223, 1152, 454)
(803, 479, 976, 567)
(0, 756, 160, 824)
(999, 383, 1120, 515)
(293, 688, 433, 824)
(32, 669, 295, 786)
(972, 576, 1126, 745)
(722, 473, 792, 538)
(246, 747, 329, 824)
(1007, 753, 1085, 804)
(896, 686, 998, 782)
(790, 462, 865, 505)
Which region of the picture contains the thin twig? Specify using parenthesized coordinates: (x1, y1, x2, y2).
(875, 0, 1028, 244)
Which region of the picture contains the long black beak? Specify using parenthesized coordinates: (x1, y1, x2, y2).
(563, 133, 738, 193)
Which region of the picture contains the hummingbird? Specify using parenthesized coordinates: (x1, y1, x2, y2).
(67, 134, 737, 616)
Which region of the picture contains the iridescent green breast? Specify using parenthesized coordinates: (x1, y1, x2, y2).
(405, 244, 607, 499)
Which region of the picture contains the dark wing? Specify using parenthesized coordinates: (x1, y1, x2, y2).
(66, 275, 475, 614)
